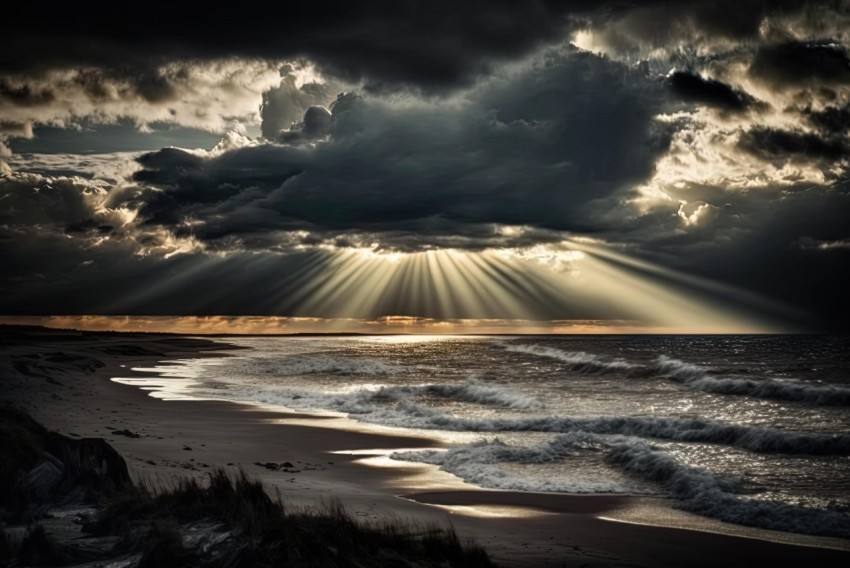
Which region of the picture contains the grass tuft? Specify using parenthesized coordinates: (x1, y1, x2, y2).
(95, 468, 495, 567)
(0, 407, 495, 567)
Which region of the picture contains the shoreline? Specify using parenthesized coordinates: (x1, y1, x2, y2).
(2, 327, 849, 567)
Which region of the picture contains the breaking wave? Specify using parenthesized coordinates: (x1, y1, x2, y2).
(225, 379, 542, 412)
(394, 433, 850, 538)
(509, 344, 850, 406)
(605, 436, 850, 538)
(505, 344, 638, 374)
(404, 412, 850, 456)
(371, 380, 544, 409)
(392, 437, 636, 494)
(263, 355, 402, 376)
(259, 387, 850, 456)
(649, 356, 850, 406)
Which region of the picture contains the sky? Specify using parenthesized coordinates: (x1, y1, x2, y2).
(1, 1, 849, 333)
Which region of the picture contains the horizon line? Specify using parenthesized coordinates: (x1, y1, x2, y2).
(0, 314, 814, 336)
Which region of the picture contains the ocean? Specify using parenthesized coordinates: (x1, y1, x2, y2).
(119, 334, 850, 539)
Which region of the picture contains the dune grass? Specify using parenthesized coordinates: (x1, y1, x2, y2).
(1, 405, 494, 566)
(93, 468, 495, 567)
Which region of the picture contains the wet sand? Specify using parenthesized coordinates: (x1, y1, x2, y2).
(2, 325, 848, 567)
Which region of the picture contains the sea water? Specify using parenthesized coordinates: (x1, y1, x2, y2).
(130, 335, 850, 539)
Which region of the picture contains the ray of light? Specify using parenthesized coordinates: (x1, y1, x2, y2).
(82, 237, 796, 332)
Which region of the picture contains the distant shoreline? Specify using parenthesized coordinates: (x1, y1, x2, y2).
(0, 321, 827, 337)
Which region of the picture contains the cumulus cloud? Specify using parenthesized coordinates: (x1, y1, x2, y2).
(260, 64, 343, 139)
(117, 46, 667, 251)
(0, 60, 283, 136)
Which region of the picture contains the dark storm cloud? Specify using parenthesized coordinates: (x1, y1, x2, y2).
(122, 48, 668, 247)
(4, 2, 843, 93)
(0, 80, 56, 106)
(749, 41, 850, 88)
(0, 68, 178, 108)
(134, 144, 305, 197)
(571, 1, 840, 56)
(804, 104, 850, 134)
(738, 127, 850, 162)
(667, 72, 757, 113)
(277, 105, 333, 144)
(1, 1, 592, 92)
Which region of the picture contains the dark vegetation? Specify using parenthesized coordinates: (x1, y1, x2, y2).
(91, 470, 493, 567)
(0, 405, 494, 567)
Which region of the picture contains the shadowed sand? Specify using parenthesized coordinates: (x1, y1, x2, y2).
(2, 325, 848, 567)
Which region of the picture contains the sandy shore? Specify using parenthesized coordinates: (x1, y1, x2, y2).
(2, 326, 848, 567)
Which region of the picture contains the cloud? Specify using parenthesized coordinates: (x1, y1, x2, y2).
(0, 60, 283, 136)
(0, 140, 11, 174)
(796, 237, 850, 250)
(3, 1, 850, 330)
(1, 2, 596, 92)
(8, 2, 841, 95)
(0, 171, 109, 227)
(738, 126, 849, 162)
(804, 103, 850, 134)
(277, 105, 333, 144)
(571, 1, 847, 60)
(6, 151, 142, 182)
(260, 64, 342, 139)
(677, 201, 725, 228)
(749, 41, 850, 89)
(117, 46, 667, 251)
(667, 71, 757, 113)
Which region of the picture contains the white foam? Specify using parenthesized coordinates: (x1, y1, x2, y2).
(264, 355, 402, 376)
(237, 385, 850, 456)
(505, 344, 638, 374)
(396, 433, 850, 538)
(604, 435, 850, 538)
(651, 356, 850, 406)
(372, 380, 544, 409)
(392, 438, 634, 494)
(508, 344, 850, 406)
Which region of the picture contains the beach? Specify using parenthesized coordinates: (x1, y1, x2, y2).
(2, 325, 848, 567)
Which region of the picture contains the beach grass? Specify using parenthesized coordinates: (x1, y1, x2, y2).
(1, 404, 494, 567)
(93, 468, 495, 567)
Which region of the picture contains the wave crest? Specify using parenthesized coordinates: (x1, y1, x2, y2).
(505, 344, 638, 374)
(269, 386, 850, 456)
(265, 355, 402, 376)
(509, 344, 850, 406)
(372, 380, 544, 409)
(395, 434, 850, 538)
(651, 356, 850, 406)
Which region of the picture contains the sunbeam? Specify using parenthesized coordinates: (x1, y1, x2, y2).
(83, 236, 795, 333)
(90, 242, 791, 332)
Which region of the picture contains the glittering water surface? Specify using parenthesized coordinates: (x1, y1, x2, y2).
(134, 335, 850, 538)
